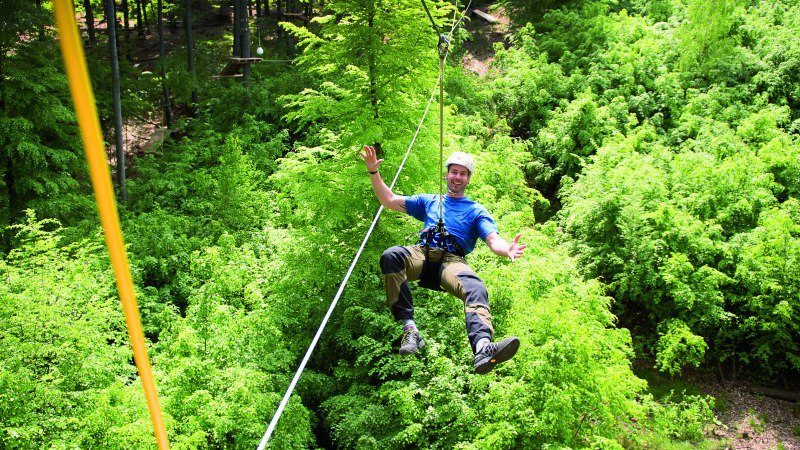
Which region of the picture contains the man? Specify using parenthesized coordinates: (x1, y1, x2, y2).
(359, 145, 526, 374)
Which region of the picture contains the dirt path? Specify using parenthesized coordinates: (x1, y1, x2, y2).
(697, 379, 800, 449)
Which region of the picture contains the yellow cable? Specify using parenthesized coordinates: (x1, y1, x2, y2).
(52, 3, 169, 449)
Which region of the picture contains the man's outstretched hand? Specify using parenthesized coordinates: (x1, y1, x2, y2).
(508, 233, 527, 263)
(359, 145, 383, 173)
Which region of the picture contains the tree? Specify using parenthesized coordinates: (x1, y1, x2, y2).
(677, 0, 747, 83)
(185, 0, 199, 107)
(135, 0, 145, 36)
(0, 213, 154, 448)
(499, 0, 580, 29)
(0, 4, 93, 238)
(106, 0, 127, 201)
(157, 0, 174, 128)
(83, 0, 97, 46)
(279, 0, 452, 148)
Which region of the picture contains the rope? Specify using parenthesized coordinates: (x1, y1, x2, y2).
(420, 0, 473, 225)
(52, 2, 169, 449)
(437, 40, 446, 224)
(256, 73, 440, 450)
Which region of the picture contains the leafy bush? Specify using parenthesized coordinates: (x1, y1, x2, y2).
(0, 212, 154, 448)
(153, 233, 316, 449)
(560, 112, 800, 380)
(0, 42, 95, 234)
(646, 392, 716, 442)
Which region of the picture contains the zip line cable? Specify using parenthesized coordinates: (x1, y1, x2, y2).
(258, 3, 473, 447)
(52, 2, 169, 449)
(256, 73, 441, 450)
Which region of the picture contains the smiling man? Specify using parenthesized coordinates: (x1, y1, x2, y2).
(359, 145, 526, 374)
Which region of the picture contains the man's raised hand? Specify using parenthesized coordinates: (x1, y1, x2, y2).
(359, 145, 384, 173)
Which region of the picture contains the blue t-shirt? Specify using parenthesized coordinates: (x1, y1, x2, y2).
(405, 194, 498, 255)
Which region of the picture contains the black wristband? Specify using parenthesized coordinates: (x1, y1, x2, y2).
(368, 169, 379, 175)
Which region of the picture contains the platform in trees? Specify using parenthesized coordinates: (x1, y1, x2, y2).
(214, 57, 262, 79)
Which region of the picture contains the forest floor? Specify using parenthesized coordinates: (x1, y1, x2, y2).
(91, 3, 800, 448)
(640, 364, 800, 449)
(694, 375, 800, 449)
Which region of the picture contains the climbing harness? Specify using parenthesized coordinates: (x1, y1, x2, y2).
(417, 224, 466, 291)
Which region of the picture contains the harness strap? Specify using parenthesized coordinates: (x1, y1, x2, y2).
(419, 244, 444, 291)
(417, 226, 466, 258)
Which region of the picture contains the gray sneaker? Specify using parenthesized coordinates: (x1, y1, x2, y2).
(474, 336, 520, 374)
(399, 329, 425, 355)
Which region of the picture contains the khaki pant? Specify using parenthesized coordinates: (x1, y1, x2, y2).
(380, 245, 494, 352)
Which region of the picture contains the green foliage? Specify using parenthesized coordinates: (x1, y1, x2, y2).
(646, 392, 716, 442)
(676, 0, 751, 84)
(499, 0, 590, 31)
(727, 202, 800, 378)
(153, 234, 316, 449)
(279, 0, 449, 148)
(125, 119, 281, 234)
(0, 212, 154, 448)
(0, 0, 50, 52)
(491, 24, 571, 139)
(744, 2, 800, 118)
(560, 108, 799, 379)
(0, 40, 95, 233)
(655, 319, 708, 376)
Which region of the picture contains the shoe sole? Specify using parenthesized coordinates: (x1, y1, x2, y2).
(474, 336, 520, 374)
(399, 338, 425, 356)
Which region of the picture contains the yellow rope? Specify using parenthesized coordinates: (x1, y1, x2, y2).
(52, 3, 169, 449)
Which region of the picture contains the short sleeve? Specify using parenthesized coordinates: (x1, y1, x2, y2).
(404, 194, 427, 222)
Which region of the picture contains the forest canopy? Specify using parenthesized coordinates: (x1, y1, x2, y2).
(1, 0, 799, 448)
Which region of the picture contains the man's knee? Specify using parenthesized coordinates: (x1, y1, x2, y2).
(457, 272, 488, 302)
(380, 246, 409, 274)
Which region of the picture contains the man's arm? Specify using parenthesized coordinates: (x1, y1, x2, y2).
(359, 145, 407, 212)
(485, 232, 527, 262)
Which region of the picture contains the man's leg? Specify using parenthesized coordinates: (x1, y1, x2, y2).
(441, 255, 519, 374)
(439, 256, 494, 353)
(380, 246, 426, 354)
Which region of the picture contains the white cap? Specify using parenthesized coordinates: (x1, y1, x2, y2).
(445, 151, 475, 174)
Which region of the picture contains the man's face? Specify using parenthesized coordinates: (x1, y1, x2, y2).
(446, 164, 471, 195)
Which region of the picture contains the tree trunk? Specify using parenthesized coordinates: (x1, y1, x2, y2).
(184, 0, 199, 107)
(240, 0, 251, 103)
(158, 0, 173, 128)
(83, 0, 96, 46)
(121, 0, 130, 39)
(233, 0, 241, 57)
(135, 0, 144, 36)
(105, 0, 126, 201)
(143, 0, 151, 32)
